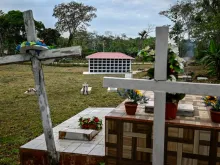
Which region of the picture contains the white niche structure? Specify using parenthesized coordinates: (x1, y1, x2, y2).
(83, 52, 134, 74)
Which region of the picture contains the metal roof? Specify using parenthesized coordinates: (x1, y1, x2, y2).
(86, 52, 134, 59)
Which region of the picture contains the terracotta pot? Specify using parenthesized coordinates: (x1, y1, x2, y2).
(125, 102, 138, 115)
(210, 109, 220, 123)
(166, 102, 178, 120)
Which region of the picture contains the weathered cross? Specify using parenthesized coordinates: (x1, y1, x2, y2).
(0, 10, 81, 164)
(103, 27, 220, 165)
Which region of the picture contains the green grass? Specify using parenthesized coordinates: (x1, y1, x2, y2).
(0, 64, 150, 165)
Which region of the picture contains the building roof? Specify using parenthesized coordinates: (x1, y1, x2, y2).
(86, 52, 134, 60)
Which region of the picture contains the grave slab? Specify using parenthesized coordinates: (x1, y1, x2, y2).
(59, 128, 99, 141)
(144, 100, 194, 117)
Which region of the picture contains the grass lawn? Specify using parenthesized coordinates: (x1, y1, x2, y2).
(0, 64, 150, 165)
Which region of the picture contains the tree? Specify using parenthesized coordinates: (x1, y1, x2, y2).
(138, 24, 154, 50)
(0, 10, 45, 55)
(53, 1, 97, 46)
(201, 40, 220, 80)
(160, 1, 194, 56)
(38, 28, 61, 46)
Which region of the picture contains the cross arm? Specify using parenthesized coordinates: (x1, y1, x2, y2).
(0, 46, 82, 65)
(103, 77, 220, 96)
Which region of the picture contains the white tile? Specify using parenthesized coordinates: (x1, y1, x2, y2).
(35, 142, 47, 151)
(89, 144, 105, 156)
(74, 143, 97, 154)
(63, 142, 81, 153)
(56, 139, 74, 151)
(21, 139, 44, 149)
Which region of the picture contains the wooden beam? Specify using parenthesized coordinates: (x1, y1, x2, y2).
(23, 10, 59, 164)
(155, 27, 169, 81)
(153, 91, 166, 165)
(153, 26, 169, 165)
(39, 46, 82, 59)
(0, 46, 81, 65)
(103, 77, 220, 96)
(0, 54, 31, 65)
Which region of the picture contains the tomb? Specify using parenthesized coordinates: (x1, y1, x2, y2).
(83, 52, 134, 74)
(20, 108, 113, 165)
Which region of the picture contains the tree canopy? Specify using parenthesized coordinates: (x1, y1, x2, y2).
(0, 10, 45, 55)
(53, 1, 97, 46)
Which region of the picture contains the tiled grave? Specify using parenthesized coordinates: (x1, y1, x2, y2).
(105, 92, 220, 165)
(20, 107, 114, 165)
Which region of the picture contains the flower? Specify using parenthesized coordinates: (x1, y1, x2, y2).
(117, 89, 148, 104)
(168, 75, 177, 82)
(144, 46, 150, 51)
(135, 90, 142, 96)
(202, 96, 217, 106)
(79, 117, 102, 130)
(149, 49, 155, 55)
(94, 117, 99, 123)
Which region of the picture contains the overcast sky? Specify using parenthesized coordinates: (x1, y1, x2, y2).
(0, 0, 176, 38)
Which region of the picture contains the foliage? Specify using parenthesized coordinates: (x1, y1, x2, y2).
(38, 28, 61, 46)
(0, 10, 45, 55)
(160, 0, 220, 61)
(53, 1, 97, 46)
(138, 46, 186, 103)
(117, 89, 148, 104)
(200, 40, 220, 80)
(79, 117, 102, 130)
(138, 47, 185, 80)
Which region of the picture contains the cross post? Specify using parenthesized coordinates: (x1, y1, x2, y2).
(0, 10, 81, 165)
(103, 26, 220, 165)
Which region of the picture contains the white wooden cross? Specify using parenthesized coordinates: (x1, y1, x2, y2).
(0, 10, 82, 164)
(103, 27, 220, 165)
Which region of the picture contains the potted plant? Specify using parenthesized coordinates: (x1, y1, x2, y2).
(138, 46, 186, 119)
(78, 116, 103, 130)
(117, 89, 148, 115)
(202, 96, 220, 123)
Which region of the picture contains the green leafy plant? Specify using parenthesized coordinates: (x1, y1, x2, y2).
(117, 89, 148, 104)
(79, 117, 102, 130)
(138, 46, 186, 103)
(201, 40, 220, 80)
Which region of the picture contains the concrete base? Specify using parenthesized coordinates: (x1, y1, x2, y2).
(107, 87, 117, 92)
(81, 87, 92, 94)
(144, 101, 194, 117)
(59, 128, 99, 141)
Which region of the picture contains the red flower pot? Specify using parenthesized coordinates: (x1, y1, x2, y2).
(166, 102, 178, 120)
(125, 102, 138, 115)
(210, 110, 220, 123)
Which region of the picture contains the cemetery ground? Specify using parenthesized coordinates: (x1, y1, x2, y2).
(0, 63, 216, 165)
(0, 64, 147, 165)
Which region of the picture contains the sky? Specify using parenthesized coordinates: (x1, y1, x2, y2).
(0, 0, 176, 38)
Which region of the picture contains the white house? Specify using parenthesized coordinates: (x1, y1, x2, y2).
(84, 52, 134, 74)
